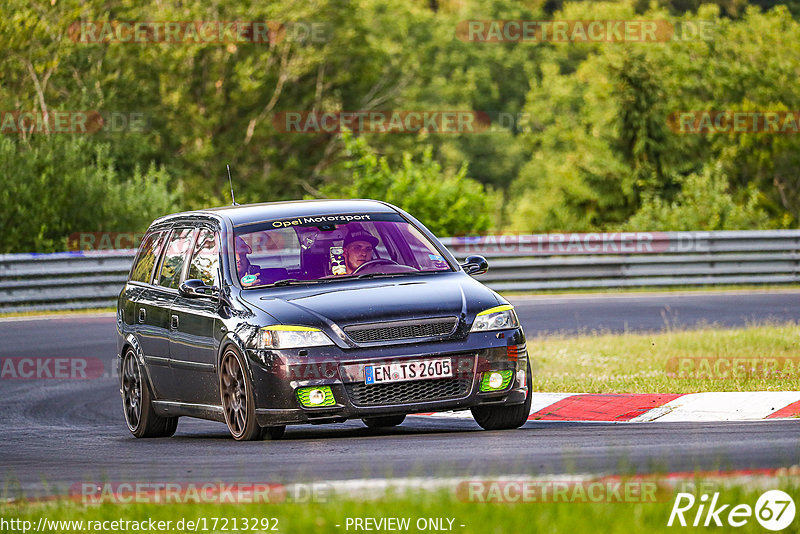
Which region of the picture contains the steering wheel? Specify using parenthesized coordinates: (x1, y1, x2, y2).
(352, 258, 399, 274)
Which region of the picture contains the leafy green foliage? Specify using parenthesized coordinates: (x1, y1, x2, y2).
(1, 0, 799, 252)
(318, 133, 498, 235)
(0, 137, 177, 252)
(507, 2, 800, 232)
(625, 162, 769, 230)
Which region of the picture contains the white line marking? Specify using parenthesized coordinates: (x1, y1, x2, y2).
(413, 392, 800, 422)
(639, 392, 800, 422)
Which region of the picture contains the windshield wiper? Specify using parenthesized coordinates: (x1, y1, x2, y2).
(355, 272, 402, 279)
(271, 278, 324, 286)
(245, 279, 322, 289)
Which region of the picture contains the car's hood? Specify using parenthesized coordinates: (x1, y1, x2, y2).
(239, 273, 501, 330)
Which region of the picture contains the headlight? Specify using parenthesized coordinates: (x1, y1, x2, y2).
(259, 325, 334, 349)
(470, 304, 520, 332)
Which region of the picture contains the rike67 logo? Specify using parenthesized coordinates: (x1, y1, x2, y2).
(668, 490, 796, 531)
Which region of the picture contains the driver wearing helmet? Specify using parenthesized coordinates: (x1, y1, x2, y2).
(342, 229, 379, 274)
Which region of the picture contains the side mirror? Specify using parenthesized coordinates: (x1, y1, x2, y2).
(179, 279, 218, 298)
(460, 255, 489, 275)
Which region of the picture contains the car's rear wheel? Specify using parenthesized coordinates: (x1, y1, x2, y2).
(362, 415, 406, 428)
(121, 349, 178, 438)
(471, 361, 532, 431)
(220, 348, 267, 441)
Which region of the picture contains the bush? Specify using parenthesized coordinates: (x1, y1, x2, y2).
(0, 136, 179, 252)
(625, 162, 769, 231)
(317, 133, 498, 236)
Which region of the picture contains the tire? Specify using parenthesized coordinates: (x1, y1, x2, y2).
(121, 348, 179, 438)
(219, 347, 263, 441)
(362, 415, 406, 428)
(471, 361, 532, 431)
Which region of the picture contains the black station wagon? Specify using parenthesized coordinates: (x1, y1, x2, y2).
(117, 199, 531, 440)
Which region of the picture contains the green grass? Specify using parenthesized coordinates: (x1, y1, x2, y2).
(2, 480, 798, 533)
(531, 322, 800, 393)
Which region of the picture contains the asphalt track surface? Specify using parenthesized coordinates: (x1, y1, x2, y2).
(1, 290, 798, 497)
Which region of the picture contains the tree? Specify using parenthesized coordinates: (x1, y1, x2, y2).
(0, 136, 178, 252)
(317, 132, 499, 236)
(625, 161, 768, 231)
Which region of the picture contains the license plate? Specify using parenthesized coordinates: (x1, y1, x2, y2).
(365, 358, 452, 385)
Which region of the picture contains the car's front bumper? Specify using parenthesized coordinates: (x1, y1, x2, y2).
(246, 329, 528, 426)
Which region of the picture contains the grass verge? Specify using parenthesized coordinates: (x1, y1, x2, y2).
(2, 479, 798, 534)
(530, 322, 800, 393)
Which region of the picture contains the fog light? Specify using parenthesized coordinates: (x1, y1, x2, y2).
(308, 389, 325, 405)
(296, 386, 335, 407)
(488, 372, 503, 389)
(479, 369, 514, 392)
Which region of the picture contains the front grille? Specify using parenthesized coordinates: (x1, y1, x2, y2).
(344, 317, 458, 344)
(345, 378, 471, 406)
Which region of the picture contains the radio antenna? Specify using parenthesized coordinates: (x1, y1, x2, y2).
(226, 164, 239, 206)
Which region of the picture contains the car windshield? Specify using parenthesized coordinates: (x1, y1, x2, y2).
(231, 212, 452, 288)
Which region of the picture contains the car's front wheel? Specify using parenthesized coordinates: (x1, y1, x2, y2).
(362, 415, 406, 428)
(220, 348, 266, 441)
(471, 361, 532, 431)
(121, 349, 178, 438)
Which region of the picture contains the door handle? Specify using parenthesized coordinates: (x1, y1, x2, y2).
(138, 308, 146, 323)
(171, 314, 179, 330)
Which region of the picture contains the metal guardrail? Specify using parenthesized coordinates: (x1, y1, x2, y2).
(0, 230, 798, 312)
(0, 251, 136, 313)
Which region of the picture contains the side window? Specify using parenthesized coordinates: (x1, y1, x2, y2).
(187, 229, 220, 287)
(130, 231, 165, 283)
(157, 228, 197, 289)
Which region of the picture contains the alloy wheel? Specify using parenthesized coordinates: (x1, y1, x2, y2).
(220, 350, 248, 438)
(122, 351, 142, 431)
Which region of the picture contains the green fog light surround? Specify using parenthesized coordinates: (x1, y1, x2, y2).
(479, 370, 514, 392)
(296, 386, 336, 407)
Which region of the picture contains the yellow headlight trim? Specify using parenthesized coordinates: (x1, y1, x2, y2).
(476, 304, 514, 316)
(261, 325, 322, 332)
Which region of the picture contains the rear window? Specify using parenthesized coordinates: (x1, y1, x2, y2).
(129, 231, 166, 283)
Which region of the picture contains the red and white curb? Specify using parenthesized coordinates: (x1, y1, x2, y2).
(416, 392, 800, 422)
